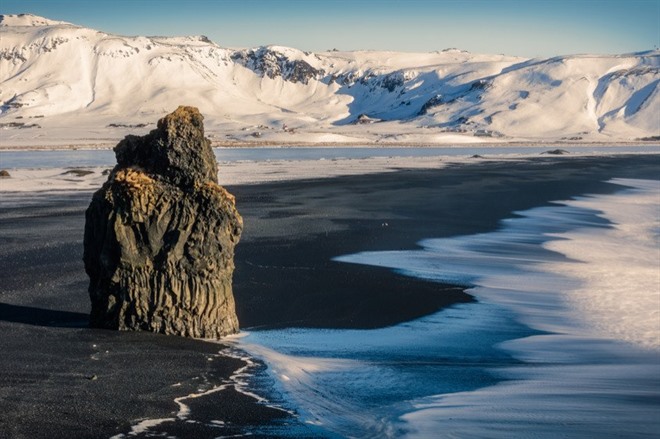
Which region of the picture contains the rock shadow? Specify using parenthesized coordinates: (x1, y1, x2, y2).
(0, 302, 88, 328)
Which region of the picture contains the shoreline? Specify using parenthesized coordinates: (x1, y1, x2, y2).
(0, 140, 658, 152)
(1, 155, 659, 437)
(2, 149, 660, 195)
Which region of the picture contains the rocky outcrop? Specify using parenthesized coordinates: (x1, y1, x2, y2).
(418, 94, 444, 116)
(83, 106, 242, 338)
(543, 149, 570, 155)
(330, 69, 414, 93)
(353, 114, 380, 124)
(231, 47, 324, 84)
(380, 71, 406, 92)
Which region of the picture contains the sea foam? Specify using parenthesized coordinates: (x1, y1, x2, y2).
(238, 178, 660, 438)
(338, 178, 660, 350)
(543, 178, 660, 349)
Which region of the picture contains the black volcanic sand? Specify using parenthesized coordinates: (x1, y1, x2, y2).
(1, 154, 659, 438)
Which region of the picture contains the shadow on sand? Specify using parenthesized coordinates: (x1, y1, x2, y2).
(0, 302, 88, 328)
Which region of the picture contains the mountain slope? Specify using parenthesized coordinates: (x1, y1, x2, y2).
(1, 14, 658, 146)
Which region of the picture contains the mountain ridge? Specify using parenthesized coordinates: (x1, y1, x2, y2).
(1, 14, 658, 146)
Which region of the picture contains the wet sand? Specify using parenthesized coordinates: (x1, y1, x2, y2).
(1, 155, 658, 438)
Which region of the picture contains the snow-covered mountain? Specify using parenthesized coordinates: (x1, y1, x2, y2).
(1, 13, 658, 146)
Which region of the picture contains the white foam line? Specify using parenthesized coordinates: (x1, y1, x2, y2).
(112, 345, 291, 437)
(173, 346, 294, 421)
(225, 336, 364, 429)
(215, 347, 273, 406)
(109, 417, 176, 439)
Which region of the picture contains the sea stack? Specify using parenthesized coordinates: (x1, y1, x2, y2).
(83, 106, 242, 338)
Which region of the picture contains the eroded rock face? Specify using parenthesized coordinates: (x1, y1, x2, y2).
(230, 47, 324, 84)
(84, 106, 242, 338)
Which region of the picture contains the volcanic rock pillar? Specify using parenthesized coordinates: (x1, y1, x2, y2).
(83, 106, 242, 338)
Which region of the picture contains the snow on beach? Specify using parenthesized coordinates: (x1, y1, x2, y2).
(2, 146, 659, 194)
(0, 155, 447, 192)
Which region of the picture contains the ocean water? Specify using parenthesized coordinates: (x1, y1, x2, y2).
(237, 178, 660, 438)
(1, 145, 659, 169)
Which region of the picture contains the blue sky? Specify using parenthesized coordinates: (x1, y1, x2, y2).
(2, 0, 658, 57)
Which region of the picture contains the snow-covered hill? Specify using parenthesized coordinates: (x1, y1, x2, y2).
(1, 14, 658, 146)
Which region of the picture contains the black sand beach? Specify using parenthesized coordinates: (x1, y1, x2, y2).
(1, 154, 659, 438)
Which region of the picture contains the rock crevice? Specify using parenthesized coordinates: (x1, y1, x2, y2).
(84, 106, 242, 338)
